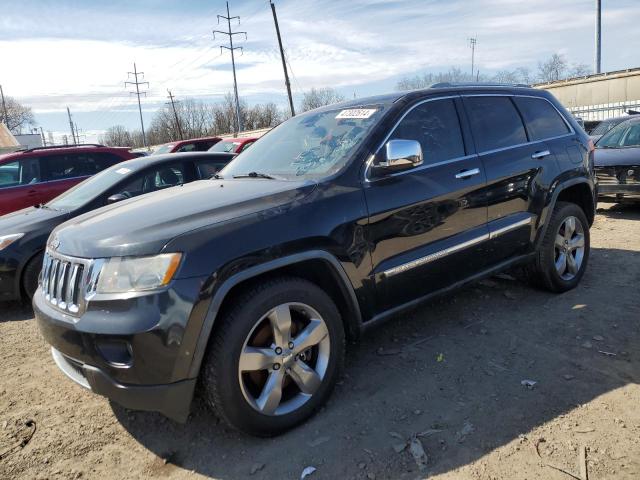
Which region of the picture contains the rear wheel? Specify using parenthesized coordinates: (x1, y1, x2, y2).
(21, 252, 44, 302)
(526, 201, 590, 292)
(201, 277, 345, 436)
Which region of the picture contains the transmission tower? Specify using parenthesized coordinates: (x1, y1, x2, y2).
(125, 63, 149, 148)
(214, 2, 246, 135)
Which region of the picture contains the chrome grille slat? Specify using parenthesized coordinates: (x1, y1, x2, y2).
(40, 250, 93, 316)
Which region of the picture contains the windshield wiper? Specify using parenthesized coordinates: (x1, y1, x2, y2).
(233, 171, 278, 180)
(35, 203, 57, 211)
(210, 173, 224, 179)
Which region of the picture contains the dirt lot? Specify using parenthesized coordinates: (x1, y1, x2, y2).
(1, 203, 639, 480)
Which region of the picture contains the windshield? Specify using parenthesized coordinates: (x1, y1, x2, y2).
(209, 141, 238, 153)
(47, 163, 135, 211)
(597, 120, 640, 149)
(153, 143, 176, 155)
(591, 118, 625, 136)
(221, 106, 387, 179)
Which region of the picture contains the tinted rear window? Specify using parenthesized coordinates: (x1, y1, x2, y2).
(465, 96, 527, 152)
(514, 97, 570, 141)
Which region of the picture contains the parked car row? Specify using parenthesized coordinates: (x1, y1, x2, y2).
(151, 136, 258, 155)
(0, 151, 236, 301)
(17, 84, 598, 436)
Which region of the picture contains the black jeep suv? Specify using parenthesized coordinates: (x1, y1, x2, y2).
(34, 85, 596, 436)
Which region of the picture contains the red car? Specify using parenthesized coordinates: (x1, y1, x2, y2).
(207, 137, 257, 153)
(0, 144, 136, 216)
(153, 136, 222, 154)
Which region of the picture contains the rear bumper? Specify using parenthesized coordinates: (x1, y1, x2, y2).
(51, 347, 195, 422)
(598, 183, 640, 202)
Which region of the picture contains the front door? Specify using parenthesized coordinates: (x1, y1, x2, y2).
(363, 97, 489, 312)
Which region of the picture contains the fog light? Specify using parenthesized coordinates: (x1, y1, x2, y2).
(95, 340, 133, 367)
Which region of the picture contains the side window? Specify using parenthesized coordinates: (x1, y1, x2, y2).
(195, 160, 228, 179)
(110, 163, 186, 199)
(465, 96, 528, 152)
(514, 97, 570, 141)
(389, 99, 465, 165)
(195, 141, 215, 152)
(239, 141, 254, 152)
(0, 158, 41, 188)
(176, 143, 196, 152)
(43, 153, 90, 180)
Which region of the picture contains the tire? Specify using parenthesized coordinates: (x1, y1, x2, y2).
(201, 276, 345, 436)
(526, 201, 590, 293)
(21, 252, 44, 302)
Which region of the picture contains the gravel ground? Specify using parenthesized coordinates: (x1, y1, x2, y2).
(1, 203, 639, 480)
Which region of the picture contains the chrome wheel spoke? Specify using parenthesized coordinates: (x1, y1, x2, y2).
(569, 234, 585, 250)
(289, 361, 322, 395)
(555, 234, 565, 249)
(256, 369, 285, 414)
(269, 304, 292, 347)
(566, 253, 579, 275)
(555, 252, 567, 276)
(292, 319, 328, 354)
(239, 346, 277, 372)
(564, 217, 576, 240)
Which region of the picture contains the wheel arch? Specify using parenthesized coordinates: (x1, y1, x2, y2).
(535, 178, 596, 248)
(187, 250, 363, 378)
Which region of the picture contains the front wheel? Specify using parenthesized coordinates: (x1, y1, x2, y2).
(527, 201, 590, 292)
(201, 277, 345, 436)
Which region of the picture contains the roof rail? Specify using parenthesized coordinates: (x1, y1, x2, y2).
(430, 82, 531, 88)
(20, 143, 106, 153)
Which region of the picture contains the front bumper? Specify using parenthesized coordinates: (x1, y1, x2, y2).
(0, 253, 20, 301)
(34, 275, 208, 422)
(51, 347, 195, 422)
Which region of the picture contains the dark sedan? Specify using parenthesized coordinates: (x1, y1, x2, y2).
(0, 152, 235, 301)
(594, 117, 640, 203)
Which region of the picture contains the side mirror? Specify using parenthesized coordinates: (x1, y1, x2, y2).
(373, 139, 423, 173)
(107, 193, 128, 204)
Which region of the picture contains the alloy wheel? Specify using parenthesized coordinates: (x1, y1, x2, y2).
(554, 215, 585, 281)
(238, 302, 331, 416)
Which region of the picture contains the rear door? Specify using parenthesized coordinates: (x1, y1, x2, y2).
(363, 97, 489, 311)
(463, 94, 563, 264)
(0, 157, 43, 215)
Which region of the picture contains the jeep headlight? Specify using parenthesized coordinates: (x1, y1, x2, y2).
(0, 233, 24, 251)
(96, 253, 182, 294)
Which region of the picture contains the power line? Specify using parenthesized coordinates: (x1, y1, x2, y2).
(270, 1, 295, 117)
(468, 37, 477, 79)
(214, 1, 246, 135)
(166, 89, 184, 140)
(125, 62, 150, 148)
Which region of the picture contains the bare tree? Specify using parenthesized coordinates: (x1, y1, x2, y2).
(300, 87, 345, 112)
(569, 63, 590, 77)
(99, 125, 133, 147)
(2, 96, 35, 134)
(537, 53, 568, 83)
(396, 67, 490, 91)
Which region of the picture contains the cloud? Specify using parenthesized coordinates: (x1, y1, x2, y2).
(1, 0, 639, 135)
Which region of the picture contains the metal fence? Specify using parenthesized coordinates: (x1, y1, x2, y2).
(568, 100, 640, 121)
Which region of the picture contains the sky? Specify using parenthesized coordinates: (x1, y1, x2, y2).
(1, 0, 639, 143)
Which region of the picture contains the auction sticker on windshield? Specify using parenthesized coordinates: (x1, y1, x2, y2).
(336, 109, 377, 119)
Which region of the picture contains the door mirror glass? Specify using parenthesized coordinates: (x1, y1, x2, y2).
(374, 139, 423, 173)
(107, 193, 129, 204)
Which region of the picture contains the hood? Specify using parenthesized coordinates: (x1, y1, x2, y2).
(53, 178, 316, 258)
(0, 206, 69, 236)
(594, 147, 640, 167)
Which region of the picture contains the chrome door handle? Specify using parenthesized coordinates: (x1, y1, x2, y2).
(531, 150, 551, 159)
(455, 168, 480, 179)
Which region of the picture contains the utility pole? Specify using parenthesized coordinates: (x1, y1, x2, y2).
(66, 107, 77, 144)
(74, 122, 81, 144)
(214, 2, 246, 135)
(39, 127, 46, 146)
(270, 1, 295, 117)
(0, 85, 8, 126)
(125, 62, 149, 148)
(594, 0, 602, 74)
(468, 37, 477, 79)
(166, 89, 184, 140)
